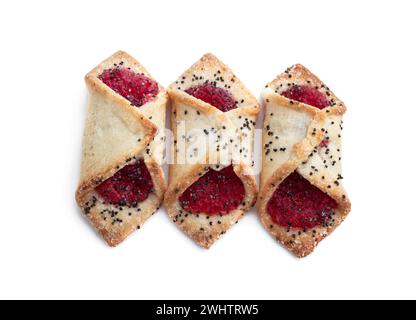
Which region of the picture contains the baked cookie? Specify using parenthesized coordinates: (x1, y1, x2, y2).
(258, 64, 351, 257)
(76, 51, 167, 246)
(165, 53, 260, 248)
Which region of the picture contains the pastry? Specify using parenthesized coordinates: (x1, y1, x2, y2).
(76, 51, 167, 246)
(258, 64, 351, 257)
(165, 53, 260, 248)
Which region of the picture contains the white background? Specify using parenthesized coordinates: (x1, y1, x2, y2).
(1, 0, 415, 300)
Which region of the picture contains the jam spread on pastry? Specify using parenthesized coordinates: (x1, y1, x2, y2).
(179, 165, 245, 215)
(185, 83, 236, 112)
(267, 172, 337, 229)
(319, 138, 329, 148)
(260, 64, 350, 257)
(267, 84, 337, 230)
(77, 51, 168, 247)
(180, 83, 245, 215)
(95, 67, 157, 207)
(281, 85, 330, 110)
(165, 53, 259, 248)
(99, 67, 159, 107)
(96, 159, 153, 207)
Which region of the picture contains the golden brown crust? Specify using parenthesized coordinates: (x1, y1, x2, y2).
(164, 53, 259, 248)
(258, 64, 351, 257)
(76, 51, 167, 246)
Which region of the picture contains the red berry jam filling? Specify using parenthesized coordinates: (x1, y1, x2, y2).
(95, 159, 153, 207)
(267, 172, 337, 229)
(179, 165, 245, 215)
(281, 85, 330, 110)
(319, 138, 329, 148)
(99, 67, 159, 107)
(185, 83, 236, 112)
